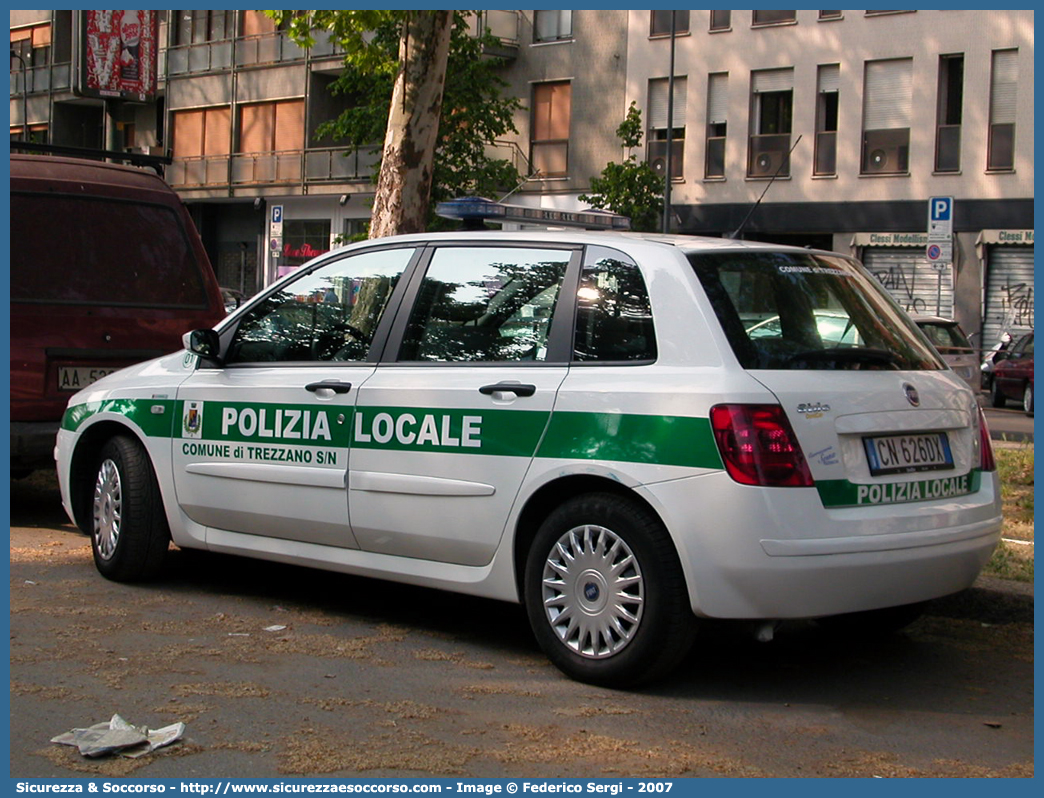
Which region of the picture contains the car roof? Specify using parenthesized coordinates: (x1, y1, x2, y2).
(352, 229, 838, 258)
(10, 153, 174, 198)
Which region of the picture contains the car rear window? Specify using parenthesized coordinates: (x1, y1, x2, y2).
(687, 250, 946, 371)
(918, 322, 973, 353)
(11, 193, 211, 308)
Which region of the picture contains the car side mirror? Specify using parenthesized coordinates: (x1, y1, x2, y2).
(183, 329, 223, 367)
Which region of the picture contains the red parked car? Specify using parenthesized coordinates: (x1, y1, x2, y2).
(10, 153, 225, 478)
(989, 331, 1034, 416)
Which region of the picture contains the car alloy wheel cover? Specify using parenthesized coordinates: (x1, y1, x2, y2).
(93, 458, 123, 561)
(540, 524, 645, 659)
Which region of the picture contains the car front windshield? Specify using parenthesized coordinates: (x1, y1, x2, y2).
(687, 250, 946, 371)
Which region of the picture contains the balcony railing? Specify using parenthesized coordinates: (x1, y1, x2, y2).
(166, 31, 331, 77)
(10, 61, 71, 95)
(168, 146, 380, 189)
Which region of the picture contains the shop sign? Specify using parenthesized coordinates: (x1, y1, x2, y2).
(852, 232, 930, 247)
(977, 229, 1034, 245)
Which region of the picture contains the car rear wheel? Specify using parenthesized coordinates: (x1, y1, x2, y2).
(91, 435, 170, 582)
(524, 493, 696, 687)
(1023, 383, 1034, 416)
(989, 380, 1007, 408)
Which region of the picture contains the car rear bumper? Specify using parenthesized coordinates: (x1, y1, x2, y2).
(11, 421, 60, 473)
(644, 471, 1003, 620)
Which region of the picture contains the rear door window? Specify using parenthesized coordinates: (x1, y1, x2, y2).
(397, 246, 572, 363)
(689, 251, 945, 371)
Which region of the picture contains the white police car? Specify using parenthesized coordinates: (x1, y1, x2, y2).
(56, 224, 1002, 686)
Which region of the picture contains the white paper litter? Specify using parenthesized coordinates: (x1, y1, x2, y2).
(51, 714, 186, 758)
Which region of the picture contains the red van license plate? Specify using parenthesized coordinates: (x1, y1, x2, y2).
(58, 366, 118, 391)
(863, 432, 954, 476)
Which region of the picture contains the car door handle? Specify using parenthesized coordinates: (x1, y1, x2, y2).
(479, 382, 536, 397)
(305, 380, 353, 394)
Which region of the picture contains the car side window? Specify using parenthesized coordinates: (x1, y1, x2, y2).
(225, 247, 413, 364)
(573, 246, 656, 362)
(398, 246, 570, 363)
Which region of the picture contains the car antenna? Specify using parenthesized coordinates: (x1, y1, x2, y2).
(726, 135, 802, 240)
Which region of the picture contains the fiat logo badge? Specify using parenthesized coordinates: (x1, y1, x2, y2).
(903, 383, 920, 407)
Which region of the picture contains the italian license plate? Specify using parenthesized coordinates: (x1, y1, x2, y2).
(863, 432, 954, 476)
(58, 366, 118, 392)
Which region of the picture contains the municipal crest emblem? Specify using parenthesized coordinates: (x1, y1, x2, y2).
(183, 400, 204, 438)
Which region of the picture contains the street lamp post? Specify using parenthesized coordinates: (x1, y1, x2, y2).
(662, 12, 676, 234)
(10, 48, 29, 140)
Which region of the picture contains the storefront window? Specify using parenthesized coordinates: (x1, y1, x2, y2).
(278, 219, 331, 277)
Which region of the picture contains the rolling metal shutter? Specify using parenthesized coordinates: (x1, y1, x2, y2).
(863, 248, 954, 319)
(982, 246, 1034, 348)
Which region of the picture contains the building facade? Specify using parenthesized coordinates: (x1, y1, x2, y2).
(622, 9, 1034, 347)
(10, 9, 1033, 348)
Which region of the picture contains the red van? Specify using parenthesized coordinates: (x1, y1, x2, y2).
(10, 153, 225, 477)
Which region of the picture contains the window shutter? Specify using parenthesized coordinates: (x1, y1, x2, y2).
(274, 100, 305, 151)
(990, 49, 1018, 124)
(203, 107, 231, 156)
(707, 73, 728, 124)
(751, 68, 793, 93)
(864, 59, 912, 129)
(239, 103, 271, 154)
(173, 110, 204, 159)
(818, 63, 840, 93)
(32, 24, 51, 48)
(648, 77, 687, 129)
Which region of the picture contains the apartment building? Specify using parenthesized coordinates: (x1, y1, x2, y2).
(624, 9, 1034, 346)
(10, 10, 1033, 347)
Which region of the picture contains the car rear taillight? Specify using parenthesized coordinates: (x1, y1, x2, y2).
(978, 408, 997, 472)
(710, 404, 815, 488)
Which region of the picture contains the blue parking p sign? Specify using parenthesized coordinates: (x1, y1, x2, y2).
(928, 196, 953, 240)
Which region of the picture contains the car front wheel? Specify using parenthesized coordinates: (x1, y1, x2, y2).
(1024, 383, 1034, 416)
(524, 493, 695, 687)
(91, 434, 171, 582)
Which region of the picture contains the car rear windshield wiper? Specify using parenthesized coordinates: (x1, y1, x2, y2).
(787, 347, 903, 369)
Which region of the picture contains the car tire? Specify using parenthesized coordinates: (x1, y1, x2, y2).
(989, 380, 1007, 408)
(1023, 383, 1034, 417)
(816, 601, 928, 637)
(524, 493, 696, 687)
(91, 435, 170, 582)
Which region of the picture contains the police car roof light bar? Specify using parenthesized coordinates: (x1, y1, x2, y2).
(436, 196, 631, 231)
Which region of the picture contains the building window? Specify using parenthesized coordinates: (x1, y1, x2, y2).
(647, 76, 687, 179)
(10, 24, 51, 68)
(173, 10, 235, 45)
(752, 10, 797, 25)
(748, 68, 793, 177)
(705, 73, 728, 178)
(987, 49, 1018, 171)
(709, 11, 732, 31)
(534, 10, 572, 42)
(861, 58, 911, 174)
(935, 54, 964, 173)
(172, 106, 231, 159)
(531, 81, 571, 177)
(814, 64, 839, 176)
(280, 219, 331, 273)
(818, 11, 843, 20)
(650, 10, 689, 36)
(241, 10, 280, 37)
(238, 100, 304, 154)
